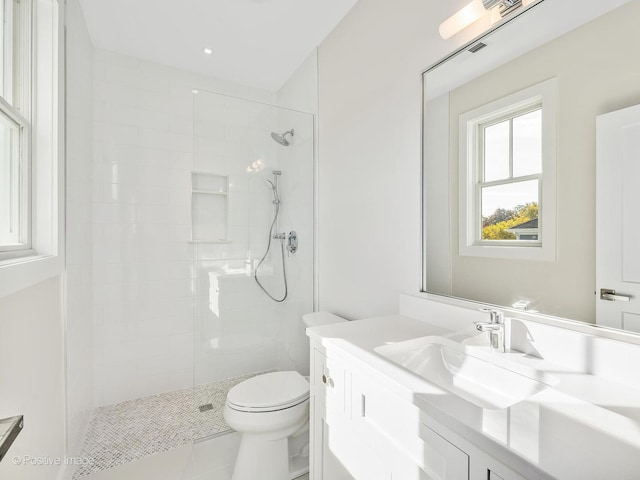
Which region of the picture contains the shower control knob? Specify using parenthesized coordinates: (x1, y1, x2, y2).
(287, 231, 298, 255)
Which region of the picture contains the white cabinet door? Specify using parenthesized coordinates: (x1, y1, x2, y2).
(596, 104, 640, 333)
(311, 349, 354, 480)
(313, 349, 346, 418)
(315, 415, 355, 480)
(351, 371, 468, 480)
(329, 409, 393, 480)
(416, 424, 469, 480)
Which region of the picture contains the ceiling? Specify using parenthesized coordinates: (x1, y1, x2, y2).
(78, 0, 359, 92)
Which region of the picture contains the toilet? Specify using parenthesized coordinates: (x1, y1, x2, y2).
(224, 312, 347, 480)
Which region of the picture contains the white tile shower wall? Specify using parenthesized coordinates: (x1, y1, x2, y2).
(91, 49, 275, 406)
(65, 0, 94, 458)
(270, 109, 315, 375)
(193, 93, 282, 386)
(275, 51, 319, 374)
(192, 89, 315, 387)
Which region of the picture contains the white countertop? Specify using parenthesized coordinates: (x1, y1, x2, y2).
(307, 315, 640, 480)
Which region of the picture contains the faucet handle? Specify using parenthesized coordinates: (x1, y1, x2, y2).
(479, 308, 504, 324)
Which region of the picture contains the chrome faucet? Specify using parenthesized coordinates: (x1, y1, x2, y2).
(475, 309, 505, 353)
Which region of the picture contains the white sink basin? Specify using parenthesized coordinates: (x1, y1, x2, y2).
(375, 336, 555, 409)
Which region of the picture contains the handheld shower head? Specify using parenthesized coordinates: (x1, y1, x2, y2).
(265, 176, 280, 204)
(270, 129, 295, 146)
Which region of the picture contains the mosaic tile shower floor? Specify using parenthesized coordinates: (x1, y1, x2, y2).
(74, 372, 267, 478)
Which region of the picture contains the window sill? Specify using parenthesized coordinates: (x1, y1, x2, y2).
(0, 254, 64, 298)
(459, 242, 555, 261)
(0, 249, 38, 262)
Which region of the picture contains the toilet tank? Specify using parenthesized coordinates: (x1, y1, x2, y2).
(302, 312, 348, 328)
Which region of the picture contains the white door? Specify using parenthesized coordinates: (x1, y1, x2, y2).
(596, 104, 640, 333)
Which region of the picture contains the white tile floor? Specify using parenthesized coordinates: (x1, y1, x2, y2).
(81, 432, 310, 480)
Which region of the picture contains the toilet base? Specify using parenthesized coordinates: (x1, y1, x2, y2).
(232, 434, 287, 480)
(230, 428, 309, 480)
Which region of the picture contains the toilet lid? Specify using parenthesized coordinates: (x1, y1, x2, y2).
(227, 371, 310, 411)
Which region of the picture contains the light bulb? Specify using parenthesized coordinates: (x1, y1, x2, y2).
(439, 0, 487, 40)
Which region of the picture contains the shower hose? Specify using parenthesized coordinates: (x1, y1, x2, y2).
(254, 191, 288, 302)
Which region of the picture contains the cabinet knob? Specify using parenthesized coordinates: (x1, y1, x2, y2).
(322, 374, 333, 387)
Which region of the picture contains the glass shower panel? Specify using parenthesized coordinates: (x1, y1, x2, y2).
(191, 91, 314, 440)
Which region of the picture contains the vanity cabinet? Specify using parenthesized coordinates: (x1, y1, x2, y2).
(311, 349, 354, 480)
(311, 348, 395, 479)
(310, 341, 527, 480)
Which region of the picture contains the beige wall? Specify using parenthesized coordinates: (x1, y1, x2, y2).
(447, 2, 640, 322)
(0, 276, 66, 480)
(317, 0, 481, 319)
(277, 49, 318, 114)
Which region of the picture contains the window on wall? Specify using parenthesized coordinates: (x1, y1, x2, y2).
(0, 0, 63, 298)
(459, 79, 556, 261)
(480, 107, 541, 242)
(0, 0, 32, 259)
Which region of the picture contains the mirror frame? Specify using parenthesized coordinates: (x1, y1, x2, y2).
(419, 0, 640, 344)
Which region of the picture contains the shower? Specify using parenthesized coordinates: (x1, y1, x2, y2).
(271, 129, 295, 146)
(254, 170, 289, 302)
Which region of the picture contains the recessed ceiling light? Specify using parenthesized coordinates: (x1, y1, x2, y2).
(203, 48, 214, 55)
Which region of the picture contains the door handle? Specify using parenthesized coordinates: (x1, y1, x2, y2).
(600, 288, 631, 302)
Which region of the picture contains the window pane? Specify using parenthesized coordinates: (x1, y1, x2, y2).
(0, 108, 22, 246)
(481, 180, 539, 241)
(513, 109, 542, 177)
(484, 120, 510, 182)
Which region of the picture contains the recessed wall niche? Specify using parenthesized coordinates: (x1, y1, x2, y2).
(191, 172, 230, 243)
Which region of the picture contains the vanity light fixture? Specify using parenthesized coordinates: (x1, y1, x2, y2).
(439, 0, 523, 40)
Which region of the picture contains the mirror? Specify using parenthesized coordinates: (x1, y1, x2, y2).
(423, 0, 640, 331)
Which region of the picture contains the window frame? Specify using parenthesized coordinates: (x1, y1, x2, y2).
(0, 97, 32, 257)
(458, 78, 557, 261)
(0, 0, 64, 298)
(476, 104, 543, 247)
(0, 0, 33, 259)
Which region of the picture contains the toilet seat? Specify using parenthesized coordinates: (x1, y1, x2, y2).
(227, 371, 310, 413)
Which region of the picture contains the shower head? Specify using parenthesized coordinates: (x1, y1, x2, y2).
(271, 129, 295, 146)
(264, 178, 280, 204)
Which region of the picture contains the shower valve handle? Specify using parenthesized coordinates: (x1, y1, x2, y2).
(287, 231, 298, 255)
